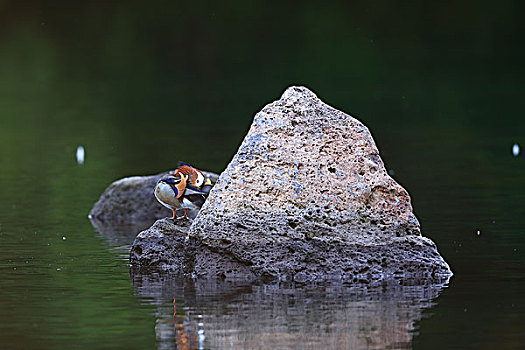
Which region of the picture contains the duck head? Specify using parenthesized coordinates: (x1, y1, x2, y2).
(175, 165, 205, 187)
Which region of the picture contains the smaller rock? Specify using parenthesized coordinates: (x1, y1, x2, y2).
(90, 169, 219, 223)
(90, 174, 169, 222)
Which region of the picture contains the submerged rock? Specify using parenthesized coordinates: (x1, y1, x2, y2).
(131, 86, 452, 283)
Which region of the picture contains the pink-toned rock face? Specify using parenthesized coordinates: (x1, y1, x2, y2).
(191, 86, 420, 245)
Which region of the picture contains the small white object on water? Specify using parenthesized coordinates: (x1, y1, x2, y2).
(198, 330, 205, 348)
(62, 236, 67, 240)
(476, 230, 481, 236)
(56, 268, 61, 271)
(512, 143, 520, 156)
(76, 145, 85, 164)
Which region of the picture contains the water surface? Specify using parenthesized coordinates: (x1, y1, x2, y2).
(1, 1, 524, 349)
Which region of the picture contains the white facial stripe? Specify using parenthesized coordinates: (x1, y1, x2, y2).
(196, 172, 204, 186)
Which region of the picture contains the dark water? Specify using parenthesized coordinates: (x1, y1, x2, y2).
(1, 1, 524, 349)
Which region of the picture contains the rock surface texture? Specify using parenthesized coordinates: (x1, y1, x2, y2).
(131, 86, 452, 283)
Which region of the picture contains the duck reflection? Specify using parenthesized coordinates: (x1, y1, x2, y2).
(131, 272, 450, 349)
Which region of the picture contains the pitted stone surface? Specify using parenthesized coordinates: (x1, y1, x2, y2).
(184, 86, 452, 282)
(192, 87, 419, 244)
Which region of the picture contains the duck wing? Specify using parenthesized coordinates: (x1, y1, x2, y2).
(183, 194, 206, 208)
(183, 185, 207, 196)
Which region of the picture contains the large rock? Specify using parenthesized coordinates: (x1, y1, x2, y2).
(185, 86, 452, 282)
(130, 86, 452, 283)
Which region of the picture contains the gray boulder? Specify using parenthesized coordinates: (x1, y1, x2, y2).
(131, 86, 452, 283)
(90, 173, 169, 222)
(89, 169, 219, 222)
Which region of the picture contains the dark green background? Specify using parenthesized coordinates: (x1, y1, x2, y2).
(1, 1, 524, 349)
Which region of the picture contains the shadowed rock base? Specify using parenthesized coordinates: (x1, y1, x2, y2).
(130, 218, 451, 284)
(192, 234, 451, 283)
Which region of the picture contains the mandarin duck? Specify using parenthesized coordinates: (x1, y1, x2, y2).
(175, 161, 220, 185)
(155, 164, 213, 219)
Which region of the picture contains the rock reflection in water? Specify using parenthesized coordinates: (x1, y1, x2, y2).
(90, 217, 156, 246)
(131, 272, 449, 349)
